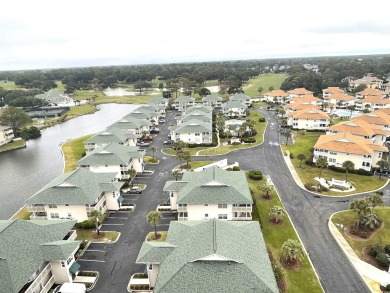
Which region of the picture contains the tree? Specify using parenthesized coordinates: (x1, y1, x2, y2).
(149, 146, 157, 159)
(342, 160, 355, 182)
(173, 141, 187, 152)
(367, 192, 384, 208)
(269, 86, 275, 91)
(315, 157, 328, 179)
(257, 86, 264, 95)
(216, 114, 225, 132)
(280, 239, 305, 265)
(0, 106, 32, 135)
(182, 150, 192, 167)
(89, 210, 102, 235)
(297, 154, 306, 168)
(146, 211, 161, 240)
(198, 87, 211, 97)
(176, 150, 185, 168)
(269, 206, 286, 224)
(279, 109, 286, 118)
(128, 168, 137, 186)
(261, 184, 274, 199)
(171, 170, 182, 181)
(376, 159, 389, 179)
(284, 131, 292, 145)
(361, 212, 380, 230)
(350, 198, 370, 229)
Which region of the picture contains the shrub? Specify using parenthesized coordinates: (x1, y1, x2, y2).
(384, 245, 390, 254)
(232, 166, 240, 171)
(375, 252, 390, 266)
(289, 152, 294, 159)
(75, 220, 95, 229)
(249, 170, 263, 181)
(258, 117, 266, 122)
(242, 137, 256, 143)
(319, 185, 329, 192)
(231, 142, 241, 145)
(368, 246, 380, 258)
(272, 261, 285, 282)
(226, 167, 233, 171)
(304, 183, 318, 192)
(386, 284, 390, 291)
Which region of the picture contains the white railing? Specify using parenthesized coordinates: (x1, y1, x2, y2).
(178, 217, 188, 221)
(27, 205, 46, 212)
(30, 214, 48, 220)
(232, 207, 252, 212)
(177, 206, 187, 212)
(40, 275, 55, 293)
(232, 216, 252, 221)
(25, 263, 52, 293)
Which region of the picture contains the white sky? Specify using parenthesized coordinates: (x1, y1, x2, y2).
(1, 0, 389, 71)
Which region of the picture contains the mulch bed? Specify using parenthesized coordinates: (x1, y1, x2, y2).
(344, 222, 384, 241)
(361, 247, 389, 271)
(269, 219, 284, 226)
(280, 257, 301, 271)
(150, 233, 161, 240)
(262, 195, 272, 200)
(277, 279, 287, 293)
(93, 232, 105, 239)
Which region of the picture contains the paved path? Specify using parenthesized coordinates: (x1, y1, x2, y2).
(83, 109, 390, 293)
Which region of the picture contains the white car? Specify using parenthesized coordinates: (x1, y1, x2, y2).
(53, 283, 86, 293)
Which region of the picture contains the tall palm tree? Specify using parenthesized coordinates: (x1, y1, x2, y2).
(367, 192, 384, 208)
(342, 160, 355, 182)
(315, 157, 328, 179)
(269, 206, 286, 224)
(362, 212, 379, 230)
(284, 131, 292, 145)
(261, 184, 274, 199)
(146, 211, 161, 240)
(128, 168, 137, 186)
(89, 210, 102, 235)
(297, 153, 306, 168)
(149, 146, 157, 159)
(280, 239, 305, 265)
(171, 170, 182, 181)
(349, 198, 370, 229)
(376, 159, 389, 179)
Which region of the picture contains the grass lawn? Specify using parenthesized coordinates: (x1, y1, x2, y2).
(0, 80, 24, 90)
(62, 134, 94, 172)
(66, 104, 97, 117)
(243, 74, 288, 98)
(331, 207, 390, 258)
(0, 139, 26, 151)
(144, 156, 159, 164)
(247, 175, 323, 293)
(76, 230, 119, 242)
(71, 90, 153, 105)
(10, 207, 32, 220)
(281, 131, 388, 196)
(55, 80, 66, 91)
(146, 231, 168, 242)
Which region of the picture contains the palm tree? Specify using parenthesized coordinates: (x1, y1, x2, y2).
(89, 210, 102, 236)
(149, 146, 157, 159)
(269, 206, 286, 224)
(342, 160, 355, 182)
(367, 192, 384, 208)
(176, 150, 185, 168)
(280, 239, 305, 265)
(362, 212, 379, 230)
(315, 157, 328, 179)
(284, 131, 292, 145)
(182, 151, 192, 168)
(171, 170, 182, 181)
(376, 159, 389, 179)
(261, 184, 274, 199)
(297, 153, 306, 168)
(350, 199, 370, 229)
(146, 211, 161, 240)
(279, 109, 286, 118)
(127, 168, 137, 186)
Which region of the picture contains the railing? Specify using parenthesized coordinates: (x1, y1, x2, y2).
(177, 206, 187, 212)
(178, 217, 188, 221)
(232, 207, 252, 212)
(40, 275, 55, 293)
(30, 214, 48, 220)
(232, 216, 252, 220)
(25, 263, 52, 293)
(27, 205, 46, 212)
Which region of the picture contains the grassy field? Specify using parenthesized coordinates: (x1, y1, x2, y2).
(281, 131, 388, 196)
(62, 134, 94, 172)
(244, 74, 288, 98)
(247, 175, 323, 293)
(332, 207, 390, 258)
(71, 90, 153, 105)
(0, 80, 24, 90)
(76, 230, 119, 242)
(10, 207, 32, 220)
(55, 80, 66, 91)
(0, 139, 26, 151)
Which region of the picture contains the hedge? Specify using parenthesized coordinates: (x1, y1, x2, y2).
(249, 170, 263, 180)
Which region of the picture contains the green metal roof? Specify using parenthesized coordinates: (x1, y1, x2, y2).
(184, 105, 212, 114)
(137, 220, 278, 293)
(26, 168, 123, 205)
(40, 240, 80, 261)
(229, 93, 251, 102)
(0, 219, 79, 293)
(109, 117, 150, 130)
(171, 119, 212, 134)
(164, 166, 252, 204)
(222, 100, 247, 110)
(85, 128, 137, 145)
(202, 95, 223, 102)
(77, 142, 144, 166)
(175, 96, 195, 102)
(180, 111, 212, 123)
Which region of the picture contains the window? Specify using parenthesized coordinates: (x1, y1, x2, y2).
(329, 158, 336, 163)
(205, 214, 208, 218)
(48, 204, 57, 209)
(50, 213, 59, 219)
(218, 214, 228, 220)
(195, 133, 200, 136)
(204, 204, 208, 206)
(67, 213, 72, 218)
(330, 152, 337, 155)
(149, 264, 153, 270)
(218, 204, 227, 208)
(61, 261, 66, 268)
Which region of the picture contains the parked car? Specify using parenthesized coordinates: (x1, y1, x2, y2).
(123, 186, 142, 194)
(143, 135, 153, 142)
(158, 119, 165, 124)
(150, 129, 160, 134)
(137, 141, 150, 147)
(53, 283, 86, 293)
(164, 140, 174, 145)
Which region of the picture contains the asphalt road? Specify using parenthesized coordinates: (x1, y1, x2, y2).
(82, 108, 388, 293)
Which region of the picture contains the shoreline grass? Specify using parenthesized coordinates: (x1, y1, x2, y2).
(62, 134, 94, 172)
(0, 139, 26, 152)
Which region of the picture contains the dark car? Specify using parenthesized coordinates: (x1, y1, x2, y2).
(150, 129, 160, 134)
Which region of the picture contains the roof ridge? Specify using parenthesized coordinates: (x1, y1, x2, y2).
(213, 219, 217, 253)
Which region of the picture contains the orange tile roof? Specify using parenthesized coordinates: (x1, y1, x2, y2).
(284, 103, 318, 111)
(357, 96, 390, 105)
(264, 90, 289, 97)
(323, 87, 344, 94)
(324, 93, 355, 101)
(351, 111, 390, 127)
(292, 95, 322, 103)
(315, 132, 387, 155)
(356, 88, 386, 96)
(287, 88, 313, 95)
(328, 120, 390, 137)
(375, 108, 390, 115)
(292, 109, 330, 119)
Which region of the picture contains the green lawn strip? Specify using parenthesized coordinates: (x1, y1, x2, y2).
(0, 80, 24, 90)
(146, 231, 168, 242)
(10, 207, 32, 220)
(331, 207, 390, 258)
(0, 139, 25, 151)
(247, 175, 323, 293)
(75, 230, 119, 242)
(62, 134, 94, 172)
(187, 161, 213, 170)
(281, 132, 387, 196)
(243, 74, 288, 98)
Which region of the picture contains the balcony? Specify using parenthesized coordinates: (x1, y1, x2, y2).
(25, 263, 53, 293)
(177, 206, 187, 212)
(30, 213, 48, 220)
(232, 212, 252, 221)
(232, 206, 252, 212)
(27, 204, 46, 212)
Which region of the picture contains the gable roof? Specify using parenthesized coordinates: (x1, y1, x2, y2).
(149, 96, 168, 104)
(164, 166, 252, 204)
(179, 112, 212, 123)
(314, 132, 387, 155)
(324, 93, 355, 101)
(291, 95, 321, 104)
(0, 219, 79, 293)
(284, 102, 318, 111)
(264, 89, 289, 97)
(289, 109, 329, 120)
(351, 110, 390, 127)
(201, 95, 223, 102)
(85, 128, 137, 145)
(229, 93, 250, 102)
(77, 142, 144, 166)
(357, 96, 390, 105)
(328, 119, 390, 137)
(170, 119, 212, 134)
(109, 117, 150, 130)
(175, 96, 195, 103)
(137, 220, 278, 293)
(26, 168, 123, 205)
(356, 88, 386, 96)
(34, 89, 70, 104)
(287, 88, 313, 95)
(323, 87, 344, 94)
(183, 105, 212, 114)
(222, 100, 247, 110)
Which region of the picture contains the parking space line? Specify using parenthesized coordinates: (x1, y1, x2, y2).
(107, 217, 128, 219)
(102, 223, 125, 226)
(78, 259, 106, 263)
(86, 250, 105, 253)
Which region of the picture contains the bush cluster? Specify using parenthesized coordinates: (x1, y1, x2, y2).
(249, 170, 263, 180)
(75, 220, 95, 229)
(258, 117, 266, 122)
(376, 252, 390, 266)
(130, 284, 150, 290)
(242, 137, 256, 143)
(328, 165, 373, 176)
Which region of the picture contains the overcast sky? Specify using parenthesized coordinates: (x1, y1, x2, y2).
(1, 0, 389, 71)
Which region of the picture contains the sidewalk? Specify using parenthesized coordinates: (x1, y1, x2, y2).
(283, 150, 305, 188)
(329, 218, 390, 292)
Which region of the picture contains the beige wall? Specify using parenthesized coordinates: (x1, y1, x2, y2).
(186, 204, 233, 221)
(46, 205, 88, 222)
(314, 150, 374, 171)
(147, 263, 160, 288)
(290, 118, 330, 130)
(177, 132, 212, 144)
